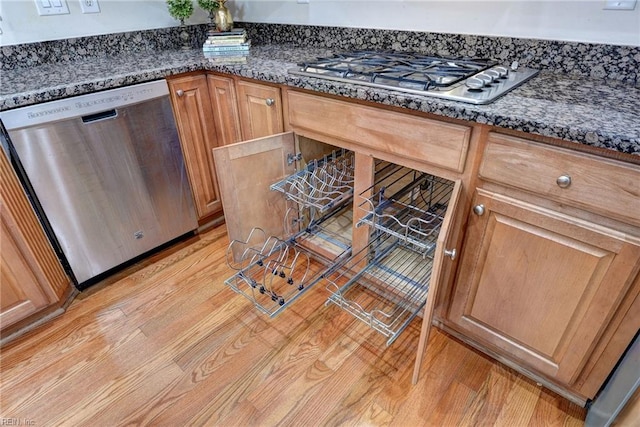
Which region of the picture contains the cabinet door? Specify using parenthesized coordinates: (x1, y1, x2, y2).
(168, 75, 222, 219)
(1, 151, 70, 332)
(236, 80, 283, 140)
(1, 220, 52, 327)
(450, 189, 640, 387)
(412, 179, 464, 384)
(212, 132, 295, 256)
(207, 74, 242, 146)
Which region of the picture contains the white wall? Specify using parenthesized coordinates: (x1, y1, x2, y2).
(1, 0, 639, 46)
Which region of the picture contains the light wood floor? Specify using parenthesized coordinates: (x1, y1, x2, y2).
(1, 224, 586, 426)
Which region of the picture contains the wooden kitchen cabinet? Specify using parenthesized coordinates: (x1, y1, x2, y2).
(207, 74, 243, 146)
(1, 150, 72, 339)
(168, 74, 223, 220)
(448, 133, 640, 402)
(236, 80, 284, 140)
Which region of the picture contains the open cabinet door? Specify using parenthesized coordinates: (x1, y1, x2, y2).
(412, 178, 463, 384)
(213, 131, 296, 257)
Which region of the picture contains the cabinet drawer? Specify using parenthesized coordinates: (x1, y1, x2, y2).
(480, 133, 640, 226)
(288, 91, 471, 173)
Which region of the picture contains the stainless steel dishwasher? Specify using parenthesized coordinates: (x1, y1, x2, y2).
(0, 80, 198, 288)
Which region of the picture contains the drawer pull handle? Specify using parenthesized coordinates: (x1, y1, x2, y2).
(176, 89, 185, 97)
(473, 204, 485, 216)
(444, 248, 457, 260)
(265, 98, 275, 106)
(556, 175, 572, 189)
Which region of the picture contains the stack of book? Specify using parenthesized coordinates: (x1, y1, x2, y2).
(202, 28, 250, 63)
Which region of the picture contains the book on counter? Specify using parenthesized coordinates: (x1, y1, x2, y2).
(203, 50, 249, 58)
(203, 53, 248, 64)
(202, 41, 250, 52)
(208, 28, 246, 37)
(203, 28, 248, 44)
(206, 37, 247, 45)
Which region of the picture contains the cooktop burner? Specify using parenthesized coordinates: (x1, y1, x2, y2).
(289, 50, 539, 105)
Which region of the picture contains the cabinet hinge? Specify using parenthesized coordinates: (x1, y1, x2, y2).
(287, 153, 302, 165)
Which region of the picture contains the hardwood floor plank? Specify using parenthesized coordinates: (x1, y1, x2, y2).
(461, 364, 520, 426)
(113, 320, 268, 426)
(0, 307, 127, 381)
(386, 332, 471, 426)
(527, 389, 586, 427)
(3, 328, 153, 423)
(244, 309, 356, 412)
(49, 353, 183, 426)
(246, 336, 361, 426)
(135, 271, 235, 341)
(1, 230, 227, 363)
(350, 401, 395, 427)
(171, 298, 261, 370)
(454, 346, 495, 392)
(149, 325, 275, 425)
(424, 380, 477, 426)
(309, 319, 431, 426)
(71, 230, 228, 321)
(290, 344, 390, 426)
(344, 316, 422, 382)
(0, 309, 137, 412)
(493, 374, 542, 427)
(458, 379, 492, 427)
(117, 254, 226, 322)
(210, 399, 263, 427)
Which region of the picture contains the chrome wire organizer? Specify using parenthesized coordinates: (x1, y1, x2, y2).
(324, 234, 433, 346)
(225, 228, 321, 316)
(270, 149, 355, 212)
(358, 168, 453, 256)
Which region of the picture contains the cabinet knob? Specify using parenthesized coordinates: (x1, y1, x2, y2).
(473, 204, 485, 216)
(265, 98, 275, 106)
(444, 248, 457, 260)
(556, 175, 572, 189)
(176, 89, 184, 97)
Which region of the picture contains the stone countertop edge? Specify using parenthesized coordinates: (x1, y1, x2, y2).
(0, 44, 638, 156)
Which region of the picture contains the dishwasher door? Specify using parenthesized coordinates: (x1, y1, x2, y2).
(2, 82, 197, 285)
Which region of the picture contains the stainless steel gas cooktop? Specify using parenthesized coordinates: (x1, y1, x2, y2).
(289, 50, 539, 105)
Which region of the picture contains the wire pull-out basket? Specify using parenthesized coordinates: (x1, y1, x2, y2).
(270, 148, 355, 213)
(225, 228, 317, 316)
(324, 167, 455, 344)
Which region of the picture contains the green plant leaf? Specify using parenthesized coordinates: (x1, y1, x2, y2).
(167, 0, 194, 20)
(197, 0, 217, 11)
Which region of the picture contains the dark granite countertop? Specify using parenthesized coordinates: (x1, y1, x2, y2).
(1, 44, 639, 156)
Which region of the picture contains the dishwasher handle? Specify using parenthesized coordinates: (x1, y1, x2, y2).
(82, 109, 117, 124)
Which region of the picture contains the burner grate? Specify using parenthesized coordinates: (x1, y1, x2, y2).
(299, 50, 496, 89)
(291, 50, 540, 105)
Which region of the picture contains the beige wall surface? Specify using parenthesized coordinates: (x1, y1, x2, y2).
(1, 0, 639, 46)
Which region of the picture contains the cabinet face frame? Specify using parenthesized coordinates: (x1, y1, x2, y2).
(449, 188, 640, 393)
(207, 74, 243, 146)
(168, 74, 222, 219)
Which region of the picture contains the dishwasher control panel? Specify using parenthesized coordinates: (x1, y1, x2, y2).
(0, 80, 169, 130)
